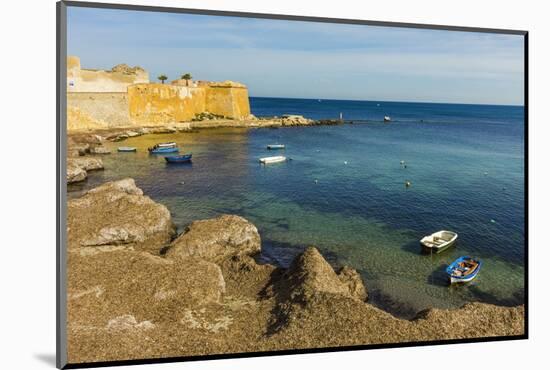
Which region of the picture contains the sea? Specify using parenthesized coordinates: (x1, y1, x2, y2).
(68, 97, 526, 318)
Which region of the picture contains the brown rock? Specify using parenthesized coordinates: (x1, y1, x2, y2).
(89, 145, 111, 154)
(166, 215, 261, 262)
(67, 161, 87, 183)
(68, 157, 104, 171)
(338, 265, 368, 301)
(68, 178, 176, 254)
(284, 247, 365, 301)
(68, 250, 226, 327)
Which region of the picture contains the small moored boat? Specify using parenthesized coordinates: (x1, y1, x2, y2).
(149, 142, 179, 154)
(446, 256, 482, 284)
(420, 230, 457, 253)
(156, 142, 177, 148)
(384, 116, 392, 122)
(117, 146, 137, 152)
(267, 144, 285, 150)
(149, 146, 179, 154)
(164, 154, 192, 163)
(259, 155, 287, 164)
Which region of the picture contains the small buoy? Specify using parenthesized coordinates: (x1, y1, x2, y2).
(405, 181, 411, 187)
(344, 161, 348, 165)
(180, 181, 185, 185)
(484, 172, 488, 176)
(490, 219, 496, 223)
(400, 160, 405, 164)
(314, 179, 318, 184)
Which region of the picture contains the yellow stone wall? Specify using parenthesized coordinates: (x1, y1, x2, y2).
(66, 56, 251, 130)
(205, 85, 251, 119)
(67, 93, 131, 131)
(127, 82, 250, 124)
(127, 84, 206, 124)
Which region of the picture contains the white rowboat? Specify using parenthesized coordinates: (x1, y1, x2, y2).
(259, 156, 287, 164)
(420, 230, 457, 253)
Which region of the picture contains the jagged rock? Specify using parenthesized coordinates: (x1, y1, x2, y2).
(281, 114, 314, 126)
(68, 157, 104, 171)
(148, 126, 177, 134)
(165, 215, 261, 262)
(110, 63, 145, 75)
(126, 131, 140, 137)
(413, 302, 525, 338)
(89, 145, 111, 154)
(338, 266, 368, 301)
(68, 143, 90, 156)
(282, 247, 366, 301)
(67, 161, 87, 183)
(68, 178, 176, 253)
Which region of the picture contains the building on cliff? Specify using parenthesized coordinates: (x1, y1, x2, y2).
(67, 56, 149, 93)
(66, 56, 251, 131)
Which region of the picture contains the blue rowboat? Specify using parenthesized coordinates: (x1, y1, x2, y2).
(149, 146, 179, 154)
(117, 146, 137, 152)
(165, 154, 192, 163)
(446, 256, 482, 284)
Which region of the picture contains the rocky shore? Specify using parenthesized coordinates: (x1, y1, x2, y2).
(66, 179, 524, 364)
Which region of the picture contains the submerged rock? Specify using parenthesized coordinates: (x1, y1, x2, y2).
(68, 178, 176, 254)
(166, 214, 261, 262)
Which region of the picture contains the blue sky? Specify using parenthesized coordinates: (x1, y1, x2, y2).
(67, 7, 524, 105)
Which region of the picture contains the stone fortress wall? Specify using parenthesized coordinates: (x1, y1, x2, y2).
(67, 56, 251, 131)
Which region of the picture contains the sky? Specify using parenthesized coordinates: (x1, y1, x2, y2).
(67, 7, 525, 105)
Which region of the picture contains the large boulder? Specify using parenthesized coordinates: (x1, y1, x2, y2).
(68, 178, 176, 254)
(89, 145, 111, 154)
(413, 302, 525, 338)
(68, 157, 104, 171)
(165, 215, 261, 262)
(67, 161, 87, 183)
(68, 250, 226, 327)
(282, 247, 366, 302)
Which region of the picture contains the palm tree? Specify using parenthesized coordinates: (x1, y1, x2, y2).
(181, 73, 192, 80)
(158, 75, 168, 84)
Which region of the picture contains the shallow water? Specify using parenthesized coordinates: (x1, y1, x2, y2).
(68, 98, 525, 318)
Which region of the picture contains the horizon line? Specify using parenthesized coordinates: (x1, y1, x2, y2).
(249, 95, 524, 107)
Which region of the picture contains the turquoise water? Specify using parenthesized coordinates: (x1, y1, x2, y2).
(68, 98, 525, 318)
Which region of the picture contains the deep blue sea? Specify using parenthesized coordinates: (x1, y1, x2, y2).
(69, 97, 525, 318)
